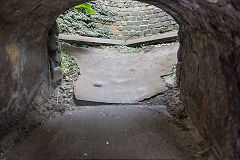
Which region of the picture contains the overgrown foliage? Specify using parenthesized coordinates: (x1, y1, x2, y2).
(60, 48, 80, 76)
(57, 1, 117, 38)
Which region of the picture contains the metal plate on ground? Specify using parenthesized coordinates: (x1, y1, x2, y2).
(64, 43, 179, 103)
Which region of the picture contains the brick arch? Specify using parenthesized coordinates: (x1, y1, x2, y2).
(0, 0, 239, 159)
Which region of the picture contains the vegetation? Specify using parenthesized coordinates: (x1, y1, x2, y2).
(57, 1, 117, 38)
(60, 48, 80, 77)
(72, 3, 96, 15)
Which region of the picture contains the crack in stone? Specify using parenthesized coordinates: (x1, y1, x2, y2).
(141, 105, 172, 118)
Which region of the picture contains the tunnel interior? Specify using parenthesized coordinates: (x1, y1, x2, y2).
(0, 0, 239, 159)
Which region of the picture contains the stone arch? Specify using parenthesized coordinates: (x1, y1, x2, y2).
(0, 0, 239, 159)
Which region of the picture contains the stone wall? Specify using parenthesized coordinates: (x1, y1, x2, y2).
(98, 0, 178, 41)
(0, 0, 239, 159)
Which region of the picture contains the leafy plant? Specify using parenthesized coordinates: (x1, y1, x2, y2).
(71, 3, 95, 15)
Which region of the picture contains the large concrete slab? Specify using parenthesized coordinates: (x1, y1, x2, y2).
(64, 43, 179, 103)
(6, 105, 200, 160)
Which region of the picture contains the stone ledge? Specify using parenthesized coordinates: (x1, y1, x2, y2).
(125, 30, 178, 46)
(58, 35, 124, 46)
(59, 30, 178, 47)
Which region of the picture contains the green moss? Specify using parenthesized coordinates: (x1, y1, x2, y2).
(57, 0, 117, 38)
(60, 48, 80, 77)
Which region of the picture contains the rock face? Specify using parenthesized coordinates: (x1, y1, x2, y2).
(47, 21, 62, 87)
(0, 0, 239, 159)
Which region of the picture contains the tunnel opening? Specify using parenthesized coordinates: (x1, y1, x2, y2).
(54, 0, 181, 107)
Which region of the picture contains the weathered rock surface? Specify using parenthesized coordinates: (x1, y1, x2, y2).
(48, 21, 62, 87)
(0, 0, 239, 159)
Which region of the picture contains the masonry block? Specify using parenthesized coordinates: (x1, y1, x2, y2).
(141, 21, 148, 25)
(132, 11, 138, 16)
(144, 29, 152, 36)
(137, 16, 143, 21)
(129, 16, 137, 21)
(139, 11, 145, 16)
(148, 24, 156, 30)
(159, 26, 168, 33)
(122, 31, 129, 36)
(133, 26, 141, 31)
(140, 25, 148, 31)
(153, 8, 162, 14)
(127, 21, 135, 26)
(125, 26, 133, 31)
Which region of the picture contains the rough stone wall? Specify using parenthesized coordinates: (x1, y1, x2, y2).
(99, 0, 178, 40)
(0, 0, 239, 159)
(0, 0, 67, 138)
(0, 20, 51, 137)
(47, 21, 62, 87)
